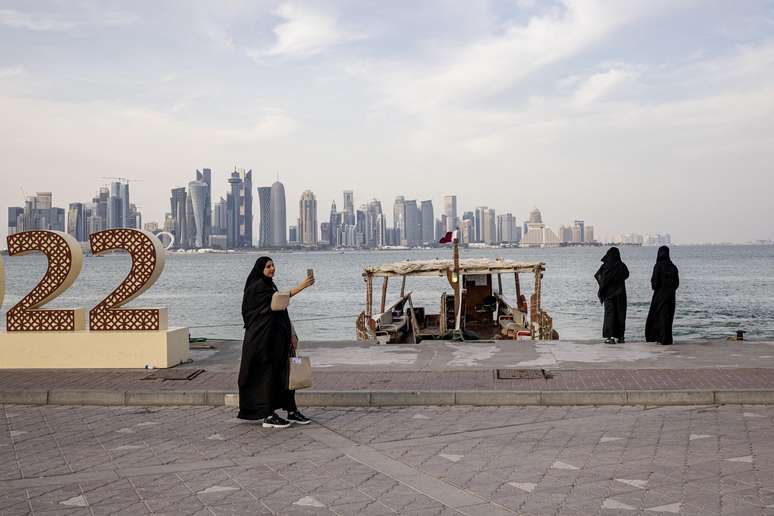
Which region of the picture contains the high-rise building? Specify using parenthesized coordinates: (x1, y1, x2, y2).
(572, 220, 585, 243)
(343, 190, 355, 225)
(585, 225, 595, 243)
(444, 195, 458, 233)
(196, 168, 212, 245)
(403, 200, 420, 247)
(474, 207, 487, 243)
(420, 200, 434, 245)
(257, 186, 272, 248)
(288, 225, 298, 245)
(559, 225, 573, 243)
(298, 190, 317, 246)
(528, 207, 543, 224)
(188, 180, 208, 248)
(366, 199, 383, 247)
(482, 208, 497, 244)
(376, 212, 387, 247)
(170, 187, 188, 249)
(226, 171, 243, 249)
(460, 219, 474, 244)
(212, 197, 227, 236)
(319, 222, 331, 246)
(496, 213, 516, 243)
(7, 207, 23, 235)
(239, 169, 253, 247)
(7, 193, 65, 235)
(270, 181, 287, 247)
(393, 196, 406, 245)
(328, 201, 339, 247)
(67, 203, 87, 242)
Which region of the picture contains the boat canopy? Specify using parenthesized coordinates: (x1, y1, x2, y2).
(363, 258, 545, 278)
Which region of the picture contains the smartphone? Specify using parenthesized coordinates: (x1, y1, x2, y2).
(306, 268, 314, 279)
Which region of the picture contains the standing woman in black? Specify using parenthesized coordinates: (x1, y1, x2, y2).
(645, 246, 679, 345)
(594, 247, 629, 344)
(238, 256, 314, 428)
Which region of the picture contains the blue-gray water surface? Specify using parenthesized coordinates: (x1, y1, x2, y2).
(1, 246, 772, 342)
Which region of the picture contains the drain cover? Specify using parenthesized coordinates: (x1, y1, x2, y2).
(141, 369, 205, 381)
(496, 369, 552, 380)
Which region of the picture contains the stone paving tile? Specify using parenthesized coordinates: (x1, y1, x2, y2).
(2, 404, 774, 515)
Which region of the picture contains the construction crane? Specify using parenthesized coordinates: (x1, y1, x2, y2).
(101, 177, 144, 184)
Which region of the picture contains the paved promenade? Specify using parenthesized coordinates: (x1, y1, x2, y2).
(1, 339, 773, 407)
(2, 404, 773, 515)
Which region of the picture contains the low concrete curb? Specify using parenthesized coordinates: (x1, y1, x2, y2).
(2, 389, 774, 407)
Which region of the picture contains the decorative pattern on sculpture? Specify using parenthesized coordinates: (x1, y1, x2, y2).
(89, 229, 163, 331)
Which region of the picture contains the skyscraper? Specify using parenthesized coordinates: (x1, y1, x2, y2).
(257, 186, 272, 248)
(482, 208, 497, 244)
(188, 180, 208, 248)
(366, 199, 383, 247)
(474, 207, 487, 243)
(497, 213, 516, 243)
(196, 168, 212, 245)
(443, 195, 458, 232)
(328, 201, 338, 247)
(393, 196, 406, 245)
(298, 190, 318, 246)
(212, 197, 227, 236)
(403, 200, 420, 247)
(343, 190, 355, 225)
(237, 169, 253, 247)
(226, 171, 242, 249)
(67, 203, 86, 242)
(270, 181, 287, 247)
(170, 187, 188, 249)
(572, 220, 585, 243)
(7, 207, 23, 235)
(420, 200, 434, 245)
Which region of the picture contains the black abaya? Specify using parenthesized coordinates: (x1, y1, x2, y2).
(645, 246, 679, 345)
(237, 257, 296, 420)
(595, 247, 629, 340)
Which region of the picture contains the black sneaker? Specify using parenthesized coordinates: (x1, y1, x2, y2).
(604, 337, 616, 344)
(617, 337, 626, 344)
(262, 413, 291, 428)
(287, 411, 311, 425)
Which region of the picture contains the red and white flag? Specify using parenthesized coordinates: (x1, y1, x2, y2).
(439, 230, 458, 244)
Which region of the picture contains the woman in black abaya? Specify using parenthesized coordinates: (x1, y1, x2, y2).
(645, 246, 679, 345)
(238, 256, 314, 428)
(594, 247, 629, 344)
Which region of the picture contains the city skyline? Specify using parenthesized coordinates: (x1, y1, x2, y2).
(1, 1, 773, 244)
(5, 172, 673, 250)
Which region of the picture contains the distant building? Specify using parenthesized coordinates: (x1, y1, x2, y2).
(482, 208, 497, 244)
(443, 195, 458, 232)
(474, 207, 487, 243)
(188, 180, 208, 248)
(319, 222, 331, 246)
(226, 171, 243, 249)
(393, 196, 406, 245)
(460, 218, 474, 244)
(420, 200, 434, 245)
(144, 222, 159, 233)
(239, 169, 253, 247)
(67, 203, 87, 242)
(196, 168, 212, 245)
(366, 199, 383, 247)
(343, 190, 355, 225)
(585, 225, 595, 243)
(298, 190, 318, 246)
(572, 220, 585, 243)
(270, 181, 287, 247)
(212, 197, 227, 236)
(288, 225, 298, 245)
(497, 213, 516, 243)
(7, 192, 65, 235)
(403, 200, 420, 247)
(170, 187, 188, 249)
(257, 186, 272, 248)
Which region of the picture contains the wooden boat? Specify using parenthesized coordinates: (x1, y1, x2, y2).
(356, 245, 559, 343)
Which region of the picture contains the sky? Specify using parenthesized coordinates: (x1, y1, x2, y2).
(1, 0, 773, 245)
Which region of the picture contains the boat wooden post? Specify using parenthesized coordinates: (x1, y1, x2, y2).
(497, 273, 503, 295)
(453, 238, 461, 331)
(515, 272, 522, 308)
(380, 277, 389, 313)
(400, 275, 406, 298)
(366, 273, 373, 318)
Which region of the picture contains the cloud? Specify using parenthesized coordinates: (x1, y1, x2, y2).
(356, 0, 682, 114)
(0, 8, 137, 31)
(0, 66, 25, 79)
(259, 2, 359, 58)
(572, 68, 639, 107)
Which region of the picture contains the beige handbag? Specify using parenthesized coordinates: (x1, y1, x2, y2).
(289, 356, 312, 390)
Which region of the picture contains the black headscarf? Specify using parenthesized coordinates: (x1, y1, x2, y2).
(656, 246, 671, 263)
(595, 246, 629, 303)
(242, 256, 278, 327)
